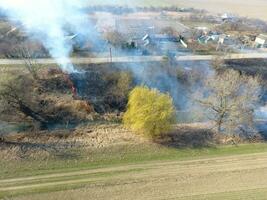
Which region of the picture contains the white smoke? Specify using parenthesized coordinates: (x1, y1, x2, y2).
(0, 0, 95, 73)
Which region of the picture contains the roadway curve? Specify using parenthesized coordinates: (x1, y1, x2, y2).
(1, 53, 267, 66)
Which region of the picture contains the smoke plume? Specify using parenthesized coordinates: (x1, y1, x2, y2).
(0, 0, 96, 73)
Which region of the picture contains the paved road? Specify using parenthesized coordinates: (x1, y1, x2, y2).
(1, 53, 267, 67)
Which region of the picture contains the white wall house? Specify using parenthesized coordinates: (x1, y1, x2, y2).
(255, 34, 267, 48)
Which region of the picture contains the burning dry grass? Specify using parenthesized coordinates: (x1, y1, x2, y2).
(46, 94, 94, 123)
(7, 67, 96, 126)
(154, 123, 217, 148)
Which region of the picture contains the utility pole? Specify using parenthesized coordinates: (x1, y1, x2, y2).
(109, 47, 113, 63)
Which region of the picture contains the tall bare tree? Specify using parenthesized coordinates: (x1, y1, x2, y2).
(0, 72, 50, 129)
(103, 31, 126, 48)
(196, 69, 261, 135)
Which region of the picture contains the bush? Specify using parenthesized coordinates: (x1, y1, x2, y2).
(123, 86, 176, 138)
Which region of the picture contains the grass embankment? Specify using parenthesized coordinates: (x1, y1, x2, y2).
(1, 143, 267, 199)
(1, 143, 267, 179)
(186, 188, 267, 200)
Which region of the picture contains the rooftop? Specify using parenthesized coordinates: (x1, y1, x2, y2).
(257, 34, 267, 41)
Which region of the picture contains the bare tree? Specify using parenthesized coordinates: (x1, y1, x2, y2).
(196, 69, 261, 135)
(210, 56, 226, 74)
(0, 72, 50, 129)
(15, 46, 40, 80)
(103, 31, 126, 48)
(160, 27, 179, 36)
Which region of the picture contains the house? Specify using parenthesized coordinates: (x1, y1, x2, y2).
(255, 34, 267, 48)
(142, 33, 188, 48)
(216, 34, 243, 51)
(218, 34, 239, 45)
(198, 34, 220, 44)
(64, 34, 78, 41)
(221, 13, 234, 22)
(142, 34, 180, 45)
(218, 34, 227, 45)
(195, 27, 209, 36)
(236, 35, 256, 49)
(127, 37, 144, 48)
(140, 33, 188, 55)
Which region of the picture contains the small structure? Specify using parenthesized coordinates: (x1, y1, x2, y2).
(216, 34, 242, 51)
(143, 34, 180, 45)
(239, 35, 254, 47)
(221, 13, 234, 22)
(216, 34, 239, 46)
(140, 33, 188, 55)
(198, 34, 220, 44)
(127, 37, 143, 48)
(195, 27, 209, 35)
(218, 34, 229, 45)
(142, 34, 188, 48)
(255, 34, 267, 48)
(64, 34, 78, 41)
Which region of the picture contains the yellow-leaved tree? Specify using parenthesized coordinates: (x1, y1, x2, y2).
(123, 86, 176, 138)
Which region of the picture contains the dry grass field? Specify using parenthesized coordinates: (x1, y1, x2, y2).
(176, 0, 267, 21)
(89, 0, 267, 21)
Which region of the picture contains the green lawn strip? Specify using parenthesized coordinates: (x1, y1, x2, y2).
(0, 168, 148, 199)
(0, 183, 94, 199)
(0, 168, 146, 188)
(5, 178, 267, 200)
(180, 187, 267, 200)
(1, 143, 267, 180)
(1, 143, 267, 199)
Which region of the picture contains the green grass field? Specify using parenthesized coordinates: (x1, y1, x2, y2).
(2, 143, 267, 179)
(2, 143, 267, 199)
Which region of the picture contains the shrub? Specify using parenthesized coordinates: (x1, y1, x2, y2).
(123, 86, 176, 138)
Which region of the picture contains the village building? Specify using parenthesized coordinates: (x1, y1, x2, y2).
(127, 33, 189, 55)
(221, 13, 234, 22)
(255, 34, 267, 48)
(195, 27, 209, 35)
(198, 34, 220, 44)
(142, 34, 180, 45)
(219, 34, 237, 45)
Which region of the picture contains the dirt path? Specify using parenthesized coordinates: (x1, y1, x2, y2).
(2, 152, 267, 199)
